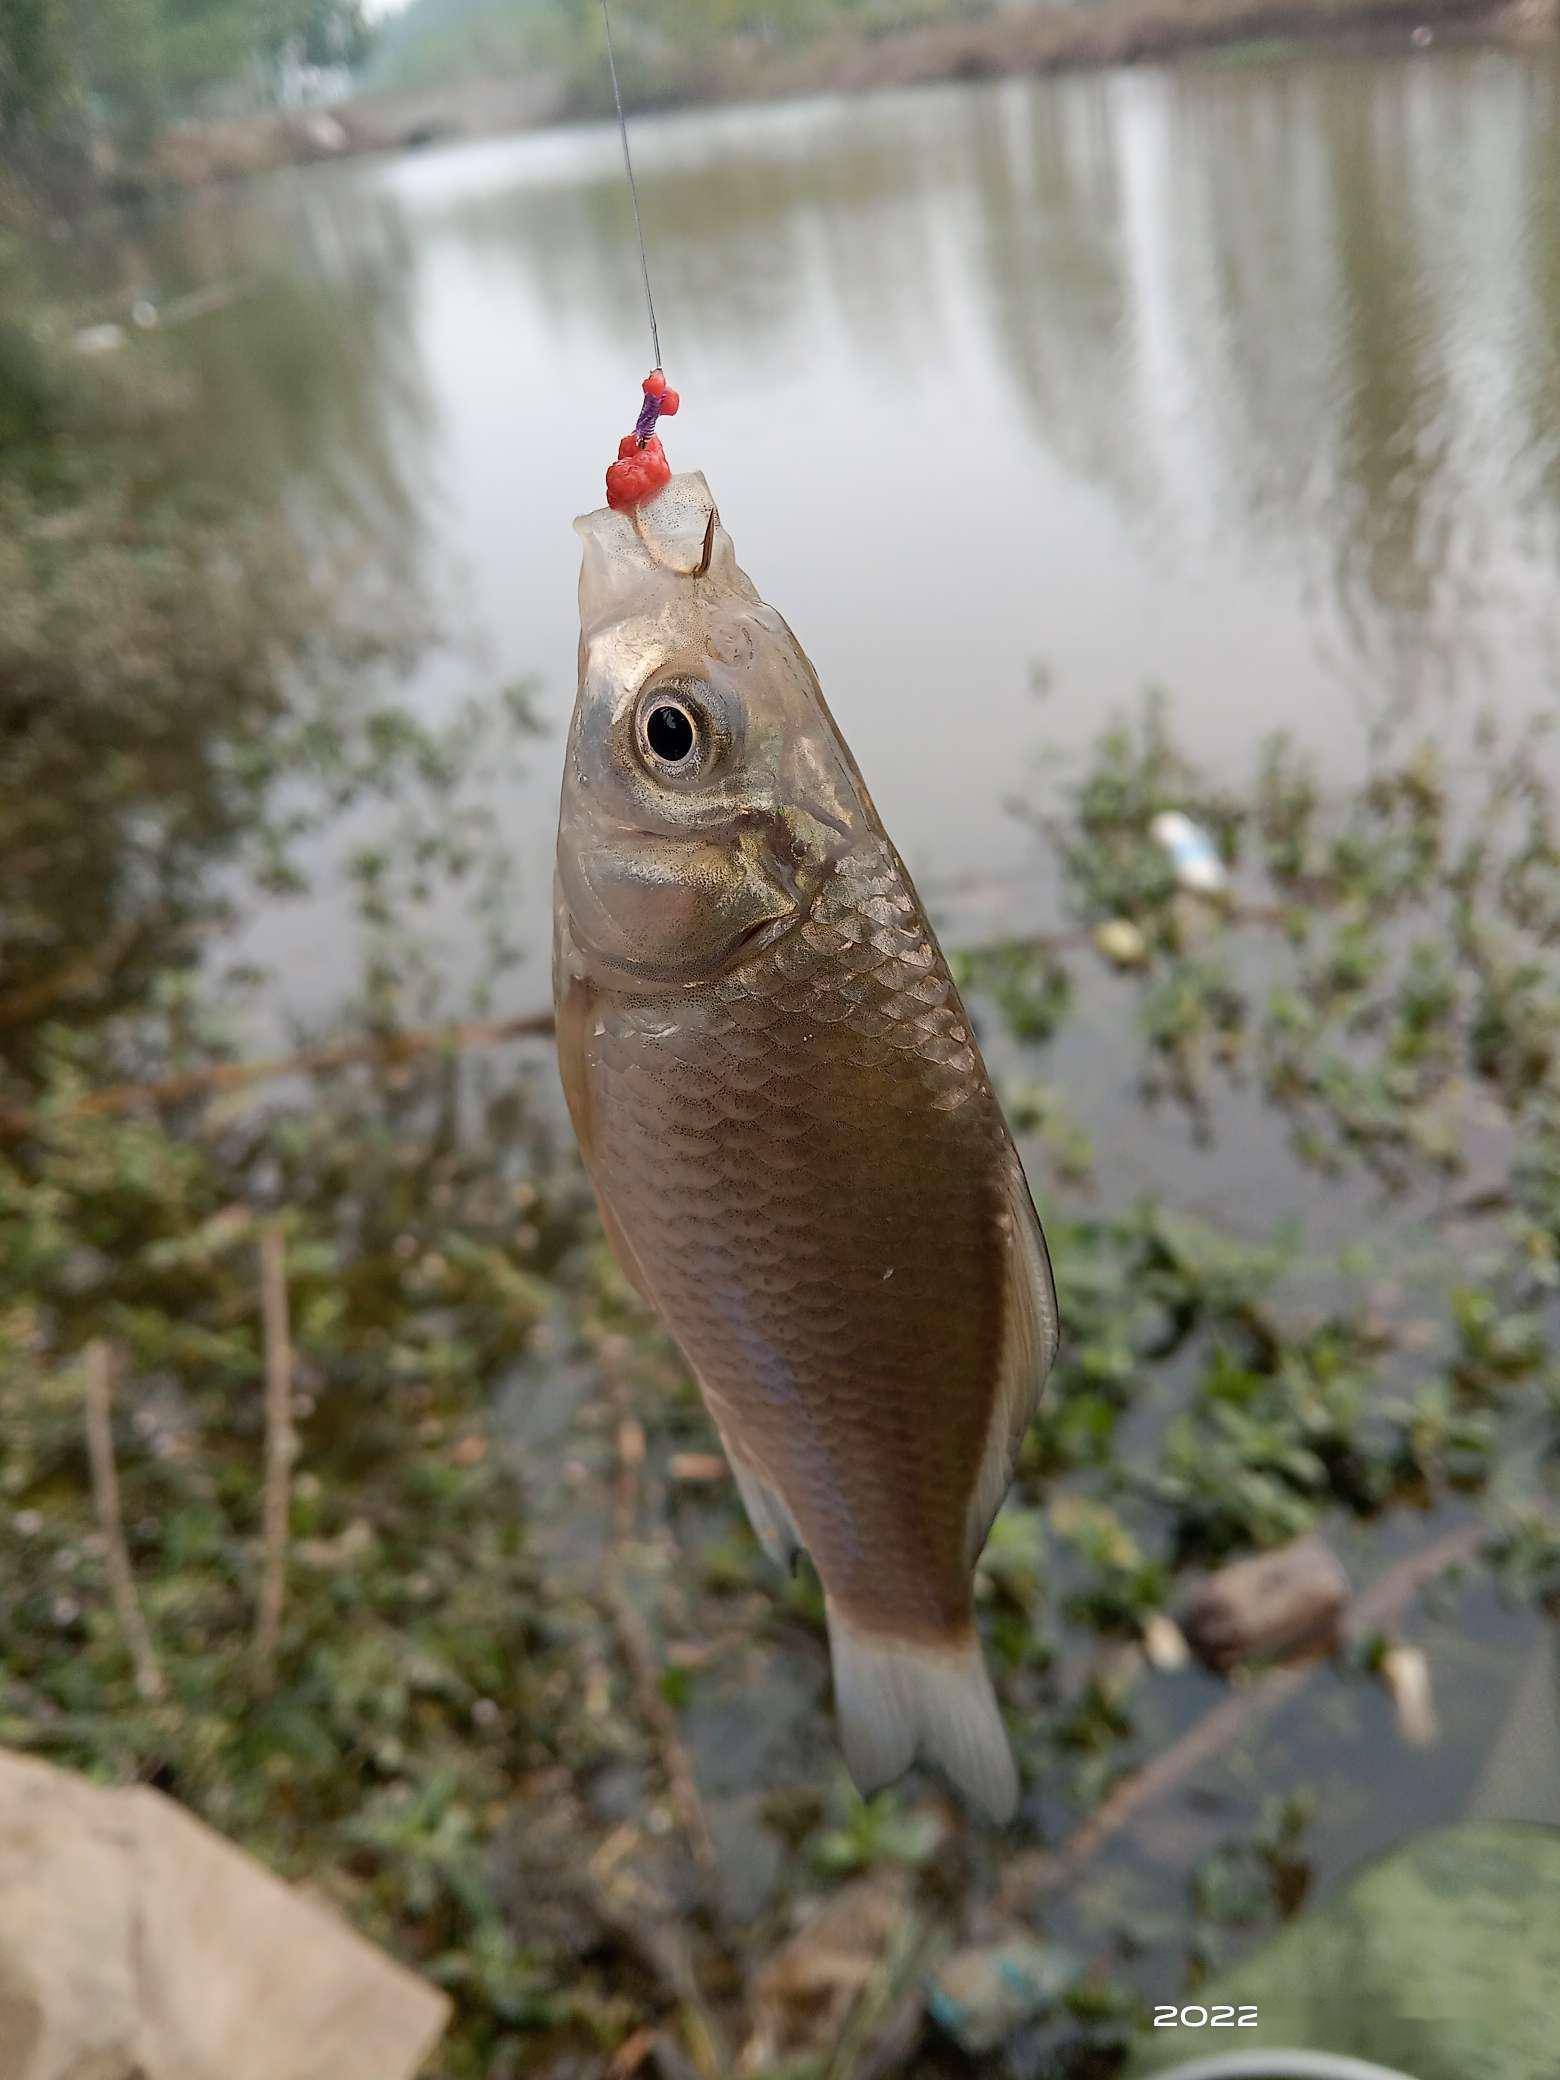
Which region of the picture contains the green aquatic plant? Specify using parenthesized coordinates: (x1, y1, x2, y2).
(1486, 1506, 1560, 1614)
(1188, 1790, 1316, 1974)
(1050, 1496, 1169, 1634)
(1005, 1081, 1096, 1187)
(952, 940, 1072, 1045)
(805, 1787, 945, 1877)
(1025, 689, 1241, 933)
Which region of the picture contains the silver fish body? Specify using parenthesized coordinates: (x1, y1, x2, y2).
(555, 473, 1058, 1819)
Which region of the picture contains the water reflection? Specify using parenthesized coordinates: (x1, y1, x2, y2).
(966, 77, 1145, 509)
(0, 188, 436, 1057)
(358, 51, 1560, 746)
(386, 104, 957, 369)
(162, 184, 433, 564)
(959, 60, 1560, 714)
(27, 50, 1560, 1030)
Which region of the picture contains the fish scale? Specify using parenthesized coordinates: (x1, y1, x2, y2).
(587, 836, 1008, 1641)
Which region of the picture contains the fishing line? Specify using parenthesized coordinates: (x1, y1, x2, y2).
(599, 0, 661, 374)
(597, 0, 681, 511)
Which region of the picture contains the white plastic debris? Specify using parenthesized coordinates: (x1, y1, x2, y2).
(1380, 1643, 1438, 1746)
(928, 1933, 1082, 2056)
(72, 323, 126, 356)
(1142, 1611, 1192, 1671)
(1150, 810, 1228, 897)
(298, 112, 349, 153)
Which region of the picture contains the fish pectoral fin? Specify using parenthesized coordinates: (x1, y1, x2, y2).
(826, 1602, 1018, 1824)
(720, 1440, 804, 1574)
(965, 1147, 1062, 1565)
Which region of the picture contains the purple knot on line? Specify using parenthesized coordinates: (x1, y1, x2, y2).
(632, 371, 680, 444)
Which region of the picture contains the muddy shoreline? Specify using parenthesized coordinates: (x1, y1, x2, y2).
(716, 0, 1536, 98)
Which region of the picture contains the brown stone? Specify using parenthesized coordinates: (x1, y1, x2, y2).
(1181, 1534, 1349, 1673)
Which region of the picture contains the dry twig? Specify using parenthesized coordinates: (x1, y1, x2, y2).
(605, 2024, 658, 2078)
(253, 1226, 296, 1688)
(0, 898, 1304, 1141)
(0, 919, 144, 1029)
(0, 1008, 557, 1138)
(82, 1340, 164, 1702)
(604, 1577, 719, 1882)
(586, 1850, 728, 2079)
(597, 1341, 719, 1885)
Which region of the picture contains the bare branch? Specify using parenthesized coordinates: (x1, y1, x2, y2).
(599, 1343, 719, 1888)
(83, 1341, 164, 1703)
(0, 1008, 557, 1138)
(253, 1226, 296, 1689)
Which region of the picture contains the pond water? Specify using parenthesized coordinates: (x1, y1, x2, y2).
(61, 44, 1560, 1031)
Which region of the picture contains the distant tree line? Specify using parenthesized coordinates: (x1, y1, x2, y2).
(0, 0, 372, 164)
(366, 0, 998, 103)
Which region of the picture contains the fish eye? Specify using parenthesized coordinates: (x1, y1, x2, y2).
(640, 696, 701, 770)
(630, 676, 727, 787)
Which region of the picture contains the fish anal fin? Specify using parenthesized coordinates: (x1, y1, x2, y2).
(721, 1439, 803, 1573)
(826, 1602, 1018, 1823)
(966, 1149, 1061, 1564)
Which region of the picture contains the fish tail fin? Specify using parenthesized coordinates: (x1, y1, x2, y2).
(825, 1600, 1018, 1824)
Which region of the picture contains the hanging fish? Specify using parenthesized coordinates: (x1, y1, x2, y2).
(554, 438, 1059, 1820)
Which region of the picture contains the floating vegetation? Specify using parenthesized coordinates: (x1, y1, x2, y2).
(3, 337, 1558, 2073)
